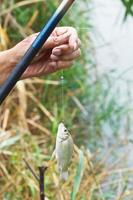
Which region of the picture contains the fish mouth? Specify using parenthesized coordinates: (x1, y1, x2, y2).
(59, 135, 69, 141)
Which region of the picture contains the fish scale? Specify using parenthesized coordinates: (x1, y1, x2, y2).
(55, 122, 73, 181)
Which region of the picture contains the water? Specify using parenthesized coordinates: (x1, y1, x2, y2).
(89, 1, 133, 196)
(90, 0, 133, 135)
(91, 0, 133, 76)
(90, 0, 133, 170)
(90, 0, 133, 106)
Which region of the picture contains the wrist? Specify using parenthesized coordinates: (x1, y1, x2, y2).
(0, 48, 16, 67)
(0, 48, 16, 85)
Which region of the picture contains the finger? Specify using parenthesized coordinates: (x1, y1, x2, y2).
(54, 27, 80, 50)
(52, 48, 62, 56)
(60, 49, 81, 61)
(42, 36, 64, 49)
(51, 49, 81, 61)
(42, 31, 71, 50)
(50, 54, 59, 61)
(52, 44, 79, 56)
(50, 61, 74, 72)
(68, 28, 79, 50)
(57, 60, 74, 70)
(54, 27, 68, 36)
(78, 38, 81, 47)
(56, 31, 71, 43)
(53, 34, 81, 53)
(52, 45, 69, 55)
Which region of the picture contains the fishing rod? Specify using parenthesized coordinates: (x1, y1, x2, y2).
(0, 0, 75, 105)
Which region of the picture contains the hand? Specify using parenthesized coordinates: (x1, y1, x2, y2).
(10, 27, 81, 80)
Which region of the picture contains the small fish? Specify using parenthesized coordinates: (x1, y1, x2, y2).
(54, 122, 73, 181)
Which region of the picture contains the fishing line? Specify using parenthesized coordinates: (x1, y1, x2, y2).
(60, 69, 65, 122)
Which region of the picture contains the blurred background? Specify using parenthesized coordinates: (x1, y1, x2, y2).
(0, 0, 133, 199)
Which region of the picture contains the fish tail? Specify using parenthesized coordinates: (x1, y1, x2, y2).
(60, 171, 68, 181)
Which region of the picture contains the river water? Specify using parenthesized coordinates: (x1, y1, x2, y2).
(90, 0, 133, 135)
(90, 0, 133, 171)
(91, 0, 133, 76)
(89, 1, 133, 197)
(90, 0, 133, 107)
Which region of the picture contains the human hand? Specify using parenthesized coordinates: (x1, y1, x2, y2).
(10, 27, 81, 80)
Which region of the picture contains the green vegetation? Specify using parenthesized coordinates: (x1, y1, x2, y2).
(0, 0, 133, 200)
(121, 0, 133, 19)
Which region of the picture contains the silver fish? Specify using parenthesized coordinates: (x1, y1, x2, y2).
(54, 122, 73, 181)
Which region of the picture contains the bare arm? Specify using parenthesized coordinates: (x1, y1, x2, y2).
(0, 49, 15, 85)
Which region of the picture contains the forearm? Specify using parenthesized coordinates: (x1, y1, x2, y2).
(0, 49, 15, 85)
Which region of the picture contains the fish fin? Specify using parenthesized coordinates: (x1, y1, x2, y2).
(60, 171, 68, 181)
